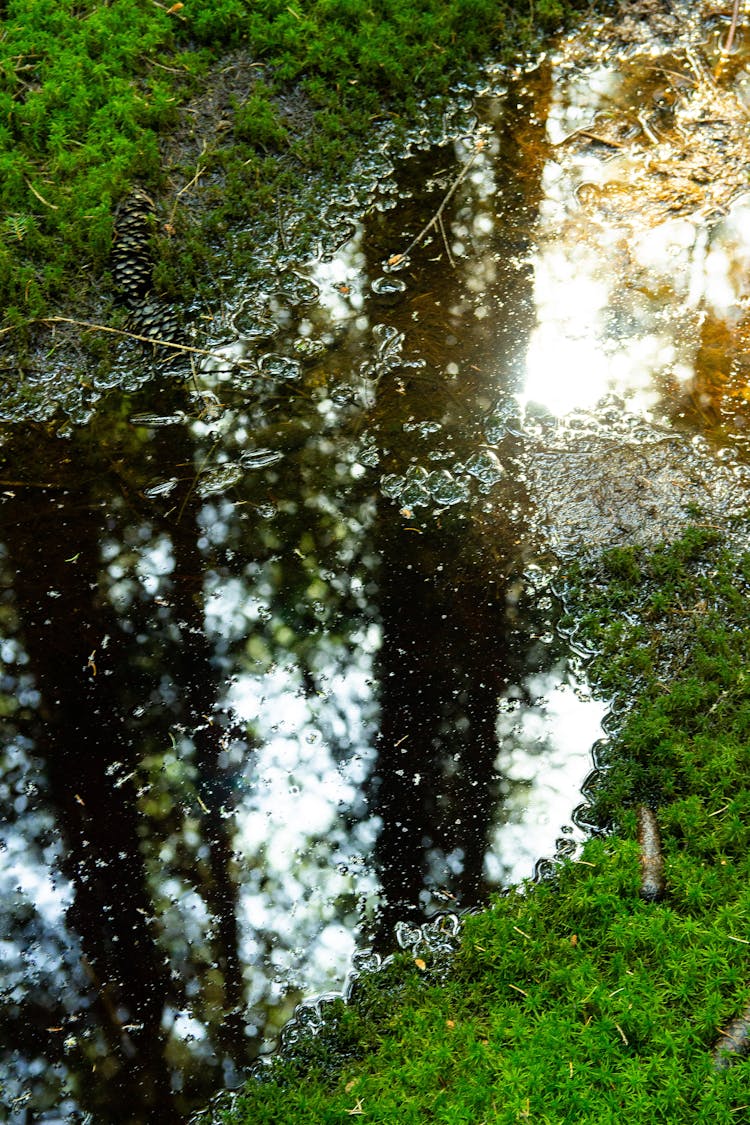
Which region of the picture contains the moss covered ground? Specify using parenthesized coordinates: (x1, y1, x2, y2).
(0, 0, 576, 330)
(198, 524, 750, 1122)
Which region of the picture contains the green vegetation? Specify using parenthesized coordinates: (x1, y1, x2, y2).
(0, 0, 578, 327)
(199, 524, 750, 1122)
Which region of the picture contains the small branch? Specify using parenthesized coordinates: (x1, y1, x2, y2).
(637, 806, 666, 902)
(437, 211, 455, 268)
(25, 179, 58, 210)
(715, 0, 744, 80)
(508, 983, 528, 997)
(176, 143, 208, 199)
(168, 143, 208, 226)
(686, 46, 718, 93)
(723, 0, 743, 55)
(712, 1005, 750, 1070)
(636, 111, 661, 146)
(553, 127, 626, 149)
(176, 435, 221, 524)
(148, 58, 188, 73)
(2, 315, 254, 369)
(388, 145, 482, 268)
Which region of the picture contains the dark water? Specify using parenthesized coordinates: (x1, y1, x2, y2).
(4, 8, 750, 1120)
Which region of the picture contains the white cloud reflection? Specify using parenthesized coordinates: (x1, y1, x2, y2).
(225, 649, 381, 1000)
(490, 671, 607, 885)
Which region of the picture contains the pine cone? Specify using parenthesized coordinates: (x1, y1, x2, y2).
(111, 189, 156, 306)
(128, 297, 182, 345)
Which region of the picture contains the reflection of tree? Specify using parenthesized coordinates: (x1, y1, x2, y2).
(1, 424, 179, 1120)
(0, 358, 380, 1119)
(361, 68, 555, 940)
(0, 400, 253, 1120)
(369, 513, 512, 934)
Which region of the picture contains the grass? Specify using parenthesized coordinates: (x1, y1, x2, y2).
(196, 522, 750, 1122)
(0, 0, 579, 330)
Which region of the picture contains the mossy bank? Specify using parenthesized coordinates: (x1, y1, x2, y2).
(196, 524, 750, 1123)
(0, 0, 577, 334)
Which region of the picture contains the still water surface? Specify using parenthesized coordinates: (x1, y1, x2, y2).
(3, 6, 750, 1120)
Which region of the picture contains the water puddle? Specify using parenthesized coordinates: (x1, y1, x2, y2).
(3, 2, 750, 1120)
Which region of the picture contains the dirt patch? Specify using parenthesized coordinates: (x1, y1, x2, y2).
(528, 425, 750, 551)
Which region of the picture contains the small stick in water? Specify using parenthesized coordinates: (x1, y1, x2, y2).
(723, 0, 742, 56)
(637, 806, 665, 902)
(712, 1006, 750, 1070)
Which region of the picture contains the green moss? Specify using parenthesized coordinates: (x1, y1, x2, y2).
(196, 524, 750, 1122)
(232, 85, 288, 149)
(0, 0, 587, 325)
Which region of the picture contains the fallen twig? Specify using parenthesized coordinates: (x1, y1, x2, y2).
(437, 211, 455, 268)
(715, 0, 744, 81)
(172, 141, 208, 208)
(637, 805, 666, 902)
(712, 1004, 750, 1070)
(636, 111, 661, 145)
(25, 179, 58, 210)
(553, 127, 627, 149)
(0, 315, 255, 370)
(723, 0, 742, 56)
(388, 144, 483, 269)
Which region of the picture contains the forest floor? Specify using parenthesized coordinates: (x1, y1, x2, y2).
(0, 0, 573, 372)
(7, 2, 750, 1122)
